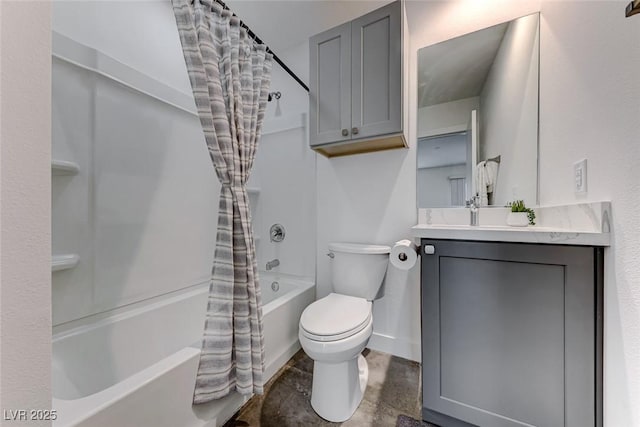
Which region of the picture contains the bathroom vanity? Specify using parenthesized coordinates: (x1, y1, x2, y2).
(413, 204, 609, 427)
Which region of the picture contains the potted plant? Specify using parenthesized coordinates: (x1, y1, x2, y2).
(507, 200, 536, 227)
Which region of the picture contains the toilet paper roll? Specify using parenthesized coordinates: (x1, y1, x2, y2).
(390, 239, 418, 270)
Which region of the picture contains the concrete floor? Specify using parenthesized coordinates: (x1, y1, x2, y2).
(223, 349, 433, 427)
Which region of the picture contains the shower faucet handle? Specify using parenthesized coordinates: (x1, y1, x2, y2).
(270, 224, 285, 242)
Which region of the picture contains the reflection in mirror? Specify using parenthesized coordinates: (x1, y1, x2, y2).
(417, 13, 539, 208)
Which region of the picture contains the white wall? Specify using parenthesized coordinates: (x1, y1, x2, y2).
(418, 164, 468, 207)
(537, 2, 640, 425)
(417, 97, 479, 138)
(410, 1, 639, 425)
(314, 3, 640, 420)
(314, 0, 545, 363)
(480, 13, 539, 206)
(0, 1, 52, 425)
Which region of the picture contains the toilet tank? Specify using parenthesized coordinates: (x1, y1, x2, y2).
(328, 243, 391, 301)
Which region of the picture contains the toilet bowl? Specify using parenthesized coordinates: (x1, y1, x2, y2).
(299, 293, 374, 422)
(298, 243, 390, 422)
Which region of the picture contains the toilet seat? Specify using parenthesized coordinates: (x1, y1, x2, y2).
(300, 293, 372, 342)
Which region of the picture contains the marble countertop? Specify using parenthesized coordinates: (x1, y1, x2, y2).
(413, 202, 611, 246)
(411, 224, 610, 246)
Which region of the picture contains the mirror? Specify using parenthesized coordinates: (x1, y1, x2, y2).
(416, 13, 539, 208)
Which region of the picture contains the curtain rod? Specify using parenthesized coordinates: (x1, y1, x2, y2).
(192, 0, 309, 93)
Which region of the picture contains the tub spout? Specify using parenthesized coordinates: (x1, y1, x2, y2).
(266, 259, 280, 271)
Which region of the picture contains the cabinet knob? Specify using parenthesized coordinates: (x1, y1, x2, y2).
(352, 127, 359, 135)
(424, 245, 435, 255)
(341, 129, 349, 137)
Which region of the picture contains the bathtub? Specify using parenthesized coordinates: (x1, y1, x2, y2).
(52, 273, 315, 427)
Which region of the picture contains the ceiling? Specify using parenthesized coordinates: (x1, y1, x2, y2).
(226, 1, 390, 54)
(417, 22, 508, 108)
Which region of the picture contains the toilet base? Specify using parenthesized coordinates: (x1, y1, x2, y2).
(310, 353, 369, 422)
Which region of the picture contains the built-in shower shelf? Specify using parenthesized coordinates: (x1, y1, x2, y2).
(247, 187, 260, 196)
(52, 254, 79, 272)
(52, 159, 80, 175)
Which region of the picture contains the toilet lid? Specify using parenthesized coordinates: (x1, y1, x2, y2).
(300, 293, 372, 340)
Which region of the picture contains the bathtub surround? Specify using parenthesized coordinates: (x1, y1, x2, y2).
(51, 3, 315, 425)
(172, 0, 273, 403)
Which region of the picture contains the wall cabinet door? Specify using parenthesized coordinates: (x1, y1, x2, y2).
(308, 1, 405, 156)
(351, 1, 402, 139)
(421, 240, 603, 427)
(309, 22, 351, 146)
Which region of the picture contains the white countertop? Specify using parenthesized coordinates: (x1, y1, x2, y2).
(413, 202, 611, 246)
(411, 224, 610, 246)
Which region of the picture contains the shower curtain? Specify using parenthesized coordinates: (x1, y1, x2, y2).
(172, 0, 272, 404)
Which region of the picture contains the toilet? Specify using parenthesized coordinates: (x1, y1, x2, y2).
(298, 242, 391, 422)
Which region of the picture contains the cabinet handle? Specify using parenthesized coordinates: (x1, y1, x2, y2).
(341, 129, 349, 137)
(352, 127, 359, 135)
(424, 245, 435, 255)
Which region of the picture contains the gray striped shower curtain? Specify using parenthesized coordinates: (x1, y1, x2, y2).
(172, 0, 272, 404)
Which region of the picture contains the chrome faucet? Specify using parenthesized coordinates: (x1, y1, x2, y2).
(468, 195, 480, 226)
(266, 259, 280, 271)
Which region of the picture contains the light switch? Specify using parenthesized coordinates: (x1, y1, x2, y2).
(574, 159, 587, 194)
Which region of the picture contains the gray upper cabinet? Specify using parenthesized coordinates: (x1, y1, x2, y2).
(309, 1, 406, 157)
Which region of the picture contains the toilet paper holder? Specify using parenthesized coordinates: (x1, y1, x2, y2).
(390, 240, 420, 270)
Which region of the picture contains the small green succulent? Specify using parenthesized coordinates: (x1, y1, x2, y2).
(508, 200, 536, 225)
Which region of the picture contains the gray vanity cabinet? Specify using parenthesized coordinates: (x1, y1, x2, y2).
(421, 240, 603, 427)
(309, 1, 405, 157)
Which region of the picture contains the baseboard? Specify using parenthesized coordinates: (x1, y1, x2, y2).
(367, 332, 421, 362)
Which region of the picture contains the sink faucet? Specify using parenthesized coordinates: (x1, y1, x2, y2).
(266, 259, 280, 271)
(468, 195, 479, 226)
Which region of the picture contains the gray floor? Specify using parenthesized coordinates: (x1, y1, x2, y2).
(224, 349, 435, 427)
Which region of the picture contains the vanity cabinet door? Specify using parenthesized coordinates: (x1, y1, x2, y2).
(421, 240, 603, 427)
(309, 22, 352, 147)
(350, 0, 402, 139)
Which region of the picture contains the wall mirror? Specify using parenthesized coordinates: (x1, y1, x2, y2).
(416, 13, 539, 208)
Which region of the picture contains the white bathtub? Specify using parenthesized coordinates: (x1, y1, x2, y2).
(52, 273, 315, 427)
